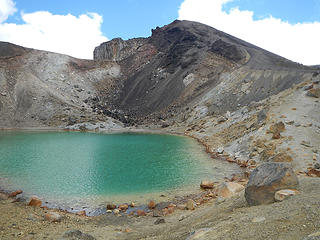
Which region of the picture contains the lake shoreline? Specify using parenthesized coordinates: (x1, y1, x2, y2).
(0, 127, 242, 217)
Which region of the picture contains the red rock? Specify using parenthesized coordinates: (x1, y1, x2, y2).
(200, 180, 214, 189)
(136, 209, 146, 216)
(148, 200, 156, 209)
(9, 190, 23, 198)
(28, 197, 42, 207)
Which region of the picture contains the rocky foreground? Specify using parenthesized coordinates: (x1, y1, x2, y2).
(0, 20, 320, 239)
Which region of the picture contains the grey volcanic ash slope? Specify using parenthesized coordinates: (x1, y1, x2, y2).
(0, 20, 316, 128)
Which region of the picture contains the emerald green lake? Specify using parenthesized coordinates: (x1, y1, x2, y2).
(0, 131, 240, 210)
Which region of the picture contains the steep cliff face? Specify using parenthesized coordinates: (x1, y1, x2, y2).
(93, 38, 148, 61)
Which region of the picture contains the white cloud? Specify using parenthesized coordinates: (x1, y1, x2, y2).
(0, 0, 16, 23)
(178, 0, 320, 65)
(0, 0, 107, 59)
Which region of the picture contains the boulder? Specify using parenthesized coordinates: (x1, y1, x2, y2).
(200, 180, 214, 189)
(274, 189, 299, 202)
(245, 162, 298, 206)
(44, 212, 62, 222)
(28, 197, 42, 207)
(216, 182, 244, 198)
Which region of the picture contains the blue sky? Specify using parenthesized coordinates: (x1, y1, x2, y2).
(6, 0, 183, 40)
(223, 0, 320, 24)
(5, 0, 320, 39)
(0, 0, 319, 64)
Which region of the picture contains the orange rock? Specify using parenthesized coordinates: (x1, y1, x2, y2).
(148, 200, 156, 209)
(200, 180, 214, 189)
(162, 208, 170, 216)
(28, 197, 42, 207)
(272, 132, 281, 139)
(168, 203, 176, 208)
(106, 203, 116, 210)
(217, 182, 244, 198)
(44, 212, 62, 222)
(9, 190, 23, 198)
(76, 210, 86, 216)
(136, 210, 146, 216)
(168, 206, 175, 214)
(118, 204, 129, 211)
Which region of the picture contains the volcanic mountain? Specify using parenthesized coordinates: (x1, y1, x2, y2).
(0, 20, 316, 128)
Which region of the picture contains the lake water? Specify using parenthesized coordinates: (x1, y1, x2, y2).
(0, 131, 240, 211)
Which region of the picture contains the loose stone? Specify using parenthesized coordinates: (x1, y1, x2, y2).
(186, 199, 195, 210)
(136, 209, 147, 216)
(9, 190, 23, 198)
(154, 218, 165, 225)
(274, 189, 299, 201)
(200, 180, 214, 189)
(44, 212, 62, 222)
(216, 182, 244, 198)
(106, 203, 116, 210)
(148, 200, 156, 209)
(28, 197, 42, 207)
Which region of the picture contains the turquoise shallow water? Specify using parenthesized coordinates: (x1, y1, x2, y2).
(0, 131, 240, 208)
